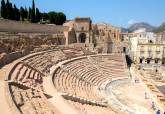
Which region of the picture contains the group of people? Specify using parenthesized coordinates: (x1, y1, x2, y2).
(151, 99, 164, 114)
(144, 91, 164, 114)
(133, 71, 164, 114)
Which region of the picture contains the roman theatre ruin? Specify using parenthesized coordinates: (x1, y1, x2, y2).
(0, 18, 164, 114)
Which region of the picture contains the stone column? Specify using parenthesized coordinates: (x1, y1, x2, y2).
(64, 31, 69, 46)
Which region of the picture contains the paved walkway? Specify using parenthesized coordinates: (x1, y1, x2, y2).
(104, 70, 156, 114)
(112, 82, 154, 114)
(0, 64, 13, 114)
(43, 76, 81, 114)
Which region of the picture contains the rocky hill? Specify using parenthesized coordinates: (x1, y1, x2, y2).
(153, 22, 165, 33)
(128, 22, 155, 32)
(121, 27, 129, 32)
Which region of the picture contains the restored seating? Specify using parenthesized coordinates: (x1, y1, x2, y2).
(6, 51, 127, 114)
(6, 62, 57, 114)
(23, 48, 85, 75)
(23, 50, 67, 74)
(53, 68, 103, 102)
(52, 54, 129, 110)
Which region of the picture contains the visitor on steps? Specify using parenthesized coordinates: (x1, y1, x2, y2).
(145, 92, 147, 99)
(156, 110, 160, 114)
(151, 101, 156, 110)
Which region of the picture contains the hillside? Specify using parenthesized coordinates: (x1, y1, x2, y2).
(128, 22, 155, 32)
(153, 22, 165, 33)
(121, 27, 129, 32)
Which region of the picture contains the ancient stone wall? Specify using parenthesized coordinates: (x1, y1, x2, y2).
(0, 19, 68, 33)
(68, 30, 77, 44)
(0, 51, 23, 67)
(0, 32, 66, 53)
(0, 31, 67, 67)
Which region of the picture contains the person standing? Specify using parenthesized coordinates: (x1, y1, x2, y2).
(151, 101, 156, 110)
(156, 110, 160, 114)
(145, 92, 148, 99)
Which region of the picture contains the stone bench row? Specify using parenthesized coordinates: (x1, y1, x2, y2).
(62, 58, 126, 86)
(23, 48, 85, 75)
(53, 68, 103, 101)
(6, 62, 58, 114)
(9, 62, 43, 86)
(9, 84, 55, 114)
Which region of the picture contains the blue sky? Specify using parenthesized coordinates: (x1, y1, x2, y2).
(10, 0, 165, 27)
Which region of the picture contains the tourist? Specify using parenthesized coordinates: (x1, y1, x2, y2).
(151, 101, 156, 110)
(145, 92, 147, 99)
(156, 110, 160, 114)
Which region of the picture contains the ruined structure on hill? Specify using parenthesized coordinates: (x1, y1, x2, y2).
(0, 18, 121, 67)
(0, 18, 165, 114)
(64, 17, 121, 52)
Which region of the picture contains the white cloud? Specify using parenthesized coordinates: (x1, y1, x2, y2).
(128, 19, 138, 25)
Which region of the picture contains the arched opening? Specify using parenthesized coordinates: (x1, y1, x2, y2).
(155, 58, 159, 64)
(162, 58, 165, 64)
(123, 47, 126, 53)
(147, 58, 151, 64)
(139, 57, 144, 64)
(79, 33, 86, 43)
(140, 58, 143, 63)
(126, 55, 132, 67)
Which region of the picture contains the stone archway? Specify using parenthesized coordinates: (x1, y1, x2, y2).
(146, 58, 151, 64)
(79, 33, 86, 43)
(139, 58, 143, 63)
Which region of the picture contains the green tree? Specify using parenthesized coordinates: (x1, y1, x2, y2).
(1, 0, 6, 18)
(10, 3, 14, 20)
(20, 6, 25, 21)
(28, 7, 32, 21)
(41, 12, 49, 21)
(6, 0, 14, 19)
(0, 0, 67, 24)
(48, 11, 66, 25)
(35, 8, 41, 23)
(57, 12, 66, 25)
(48, 11, 57, 24)
(13, 4, 20, 21)
(24, 7, 28, 19)
(31, 0, 35, 23)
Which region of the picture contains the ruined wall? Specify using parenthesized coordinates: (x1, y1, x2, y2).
(0, 19, 70, 67)
(68, 30, 77, 44)
(94, 31, 114, 53)
(0, 19, 68, 33)
(0, 19, 69, 52)
(0, 32, 66, 54)
(0, 51, 23, 67)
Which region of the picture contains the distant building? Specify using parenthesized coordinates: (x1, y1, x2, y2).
(121, 28, 165, 65)
(63, 17, 93, 47)
(93, 22, 121, 53)
(63, 17, 121, 53)
(156, 32, 165, 43)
